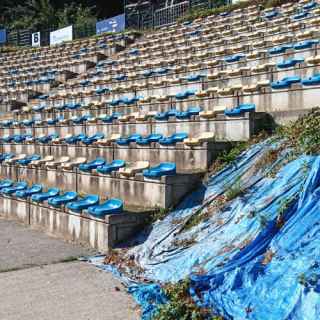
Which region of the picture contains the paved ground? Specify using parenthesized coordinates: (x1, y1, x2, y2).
(0, 219, 139, 320)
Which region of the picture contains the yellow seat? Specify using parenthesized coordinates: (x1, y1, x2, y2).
(119, 161, 150, 178)
(199, 111, 216, 119)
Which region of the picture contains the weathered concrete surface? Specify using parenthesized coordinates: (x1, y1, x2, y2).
(0, 218, 94, 272)
(0, 218, 139, 319)
(0, 261, 139, 320)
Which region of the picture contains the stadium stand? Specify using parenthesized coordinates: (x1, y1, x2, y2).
(0, 0, 319, 250)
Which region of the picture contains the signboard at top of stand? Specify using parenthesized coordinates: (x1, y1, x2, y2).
(96, 14, 125, 34)
(0, 29, 6, 44)
(32, 32, 41, 47)
(50, 25, 73, 46)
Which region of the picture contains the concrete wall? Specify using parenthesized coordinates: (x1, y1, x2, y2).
(0, 141, 231, 173)
(0, 196, 146, 252)
(0, 164, 201, 209)
(0, 113, 256, 142)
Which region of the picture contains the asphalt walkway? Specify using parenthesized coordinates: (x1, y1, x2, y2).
(0, 219, 139, 320)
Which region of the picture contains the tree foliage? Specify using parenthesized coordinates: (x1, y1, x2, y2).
(1, 0, 96, 30)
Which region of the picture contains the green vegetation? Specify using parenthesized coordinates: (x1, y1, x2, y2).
(153, 279, 224, 320)
(277, 109, 320, 155)
(172, 235, 197, 248)
(1, 0, 96, 30)
(178, 0, 299, 24)
(149, 207, 172, 223)
(225, 178, 244, 201)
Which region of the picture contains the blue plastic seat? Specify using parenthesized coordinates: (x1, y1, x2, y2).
(71, 115, 88, 124)
(55, 104, 67, 111)
(88, 198, 123, 218)
(224, 108, 242, 116)
(176, 111, 191, 120)
(167, 109, 180, 117)
(0, 153, 14, 162)
(31, 188, 60, 203)
(265, 10, 278, 19)
(239, 104, 256, 113)
(129, 48, 139, 55)
(187, 106, 202, 116)
(292, 11, 309, 20)
(271, 76, 301, 89)
(48, 191, 78, 208)
(2, 135, 14, 143)
(120, 97, 136, 106)
(13, 134, 27, 143)
(155, 111, 169, 121)
(81, 132, 105, 145)
(96, 160, 126, 174)
(37, 133, 59, 144)
(33, 106, 45, 113)
(303, 1, 317, 10)
(66, 194, 100, 213)
(80, 80, 90, 86)
(65, 133, 87, 144)
(110, 98, 122, 106)
(99, 112, 122, 123)
(66, 103, 81, 110)
(47, 118, 59, 125)
(159, 133, 188, 145)
(224, 104, 256, 117)
(143, 70, 154, 77)
(17, 154, 41, 166)
(269, 44, 292, 55)
(175, 90, 195, 100)
(15, 184, 42, 198)
(225, 54, 245, 63)
(271, 80, 292, 90)
(136, 134, 163, 145)
(301, 75, 320, 86)
(22, 119, 34, 127)
(277, 58, 304, 69)
(143, 162, 176, 178)
(115, 74, 126, 81)
(155, 68, 168, 75)
(79, 158, 106, 172)
(116, 134, 142, 146)
(185, 74, 202, 82)
(2, 120, 13, 127)
(1, 181, 28, 195)
(96, 87, 109, 95)
(0, 179, 14, 188)
(293, 40, 319, 50)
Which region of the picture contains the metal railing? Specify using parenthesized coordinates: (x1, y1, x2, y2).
(154, 1, 190, 28)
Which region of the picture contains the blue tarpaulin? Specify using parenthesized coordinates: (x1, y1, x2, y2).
(89, 139, 320, 319)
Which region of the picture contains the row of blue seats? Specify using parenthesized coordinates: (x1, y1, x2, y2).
(271, 74, 320, 89)
(86, 40, 320, 84)
(0, 179, 123, 218)
(2, 104, 255, 128)
(8, 77, 55, 88)
(78, 159, 176, 177)
(1, 132, 187, 146)
(0, 153, 177, 178)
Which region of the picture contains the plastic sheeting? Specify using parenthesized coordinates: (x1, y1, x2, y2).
(89, 139, 320, 319)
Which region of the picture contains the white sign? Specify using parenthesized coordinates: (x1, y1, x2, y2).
(50, 25, 73, 46)
(32, 32, 41, 47)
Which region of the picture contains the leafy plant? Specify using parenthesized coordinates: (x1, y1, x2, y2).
(148, 206, 171, 223)
(225, 179, 244, 201)
(153, 279, 223, 320)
